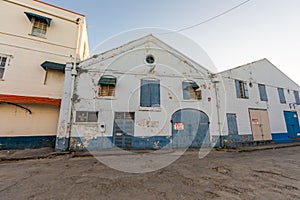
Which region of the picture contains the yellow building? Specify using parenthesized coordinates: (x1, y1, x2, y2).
(0, 0, 89, 149)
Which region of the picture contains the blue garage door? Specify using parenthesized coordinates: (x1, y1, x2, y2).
(172, 109, 210, 148)
(284, 111, 300, 139)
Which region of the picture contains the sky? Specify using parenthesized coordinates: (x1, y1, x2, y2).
(44, 0, 300, 85)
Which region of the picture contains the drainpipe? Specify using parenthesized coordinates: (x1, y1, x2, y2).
(212, 75, 223, 148)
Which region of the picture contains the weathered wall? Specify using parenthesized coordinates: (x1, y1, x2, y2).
(219, 59, 300, 143)
(65, 40, 219, 149)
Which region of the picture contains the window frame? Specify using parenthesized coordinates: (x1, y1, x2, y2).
(98, 76, 117, 98)
(182, 80, 202, 101)
(140, 79, 161, 108)
(294, 91, 300, 104)
(0, 55, 10, 80)
(277, 88, 286, 104)
(75, 111, 99, 123)
(31, 17, 48, 38)
(235, 80, 249, 99)
(258, 84, 268, 101)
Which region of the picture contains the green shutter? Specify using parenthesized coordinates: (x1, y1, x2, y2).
(98, 77, 117, 85)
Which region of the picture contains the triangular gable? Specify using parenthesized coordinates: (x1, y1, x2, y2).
(80, 34, 212, 74)
(218, 58, 300, 89)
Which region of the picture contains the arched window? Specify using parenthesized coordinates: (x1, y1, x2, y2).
(98, 76, 117, 97)
(182, 80, 201, 100)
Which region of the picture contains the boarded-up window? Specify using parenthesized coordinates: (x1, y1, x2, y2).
(235, 80, 249, 99)
(98, 76, 116, 97)
(226, 113, 238, 135)
(294, 91, 300, 104)
(140, 79, 160, 107)
(182, 81, 202, 100)
(277, 88, 286, 104)
(258, 84, 268, 101)
(75, 111, 98, 122)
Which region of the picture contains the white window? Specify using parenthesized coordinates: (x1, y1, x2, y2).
(0, 55, 9, 79)
(31, 17, 48, 37)
(75, 111, 98, 123)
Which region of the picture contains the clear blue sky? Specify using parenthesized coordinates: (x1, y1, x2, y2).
(44, 0, 300, 84)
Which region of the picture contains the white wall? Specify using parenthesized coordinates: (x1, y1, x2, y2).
(219, 59, 300, 136)
(70, 41, 219, 140)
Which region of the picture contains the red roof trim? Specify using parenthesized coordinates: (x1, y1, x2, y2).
(0, 94, 61, 106)
(33, 0, 85, 17)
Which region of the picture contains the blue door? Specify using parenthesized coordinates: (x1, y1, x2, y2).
(113, 112, 135, 148)
(172, 109, 210, 148)
(284, 111, 300, 139)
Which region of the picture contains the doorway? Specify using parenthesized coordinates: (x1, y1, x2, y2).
(249, 109, 272, 141)
(171, 109, 210, 148)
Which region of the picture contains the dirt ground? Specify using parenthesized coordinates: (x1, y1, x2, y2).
(0, 146, 299, 200)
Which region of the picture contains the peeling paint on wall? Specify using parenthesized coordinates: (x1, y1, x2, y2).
(137, 118, 159, 128)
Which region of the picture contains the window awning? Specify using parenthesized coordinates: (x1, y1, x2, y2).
(183, 81, 199, 89)
(98, 77, 117, 85)
(24, 12, 52, 26)
(41, 61, 65, 72)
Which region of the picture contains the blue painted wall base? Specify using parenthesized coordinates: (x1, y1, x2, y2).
(68, 135, 219, 150)
(0, 136, 56, 150)
(55, 137, 70, 151)
(221, 134, 253, 148)
(272, 133, 300, 144)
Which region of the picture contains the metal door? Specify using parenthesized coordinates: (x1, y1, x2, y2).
(113, 112, 135, 148)
(284, 111, 300, 139)
(171, 109, 210, 148)
(249, 109, 272, 141)
(227, 113, 238, 135)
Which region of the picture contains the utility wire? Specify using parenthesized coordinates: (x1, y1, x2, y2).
(160, 0, 251, 34)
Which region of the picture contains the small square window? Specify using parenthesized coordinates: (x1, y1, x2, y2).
(98, 76, 117, 97)
(75, 111, 98, 122)
(182, 81, 202, 100)
(31, 18, 48, 37)
(99, 84, 115, 97)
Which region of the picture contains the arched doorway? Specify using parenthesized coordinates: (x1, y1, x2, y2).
(171, 109, 210, 148)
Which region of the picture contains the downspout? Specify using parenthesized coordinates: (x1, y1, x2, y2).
(212, 74, 223, 148)
(65, 18, 82, 150)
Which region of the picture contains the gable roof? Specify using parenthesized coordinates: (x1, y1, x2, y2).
(218, 58, 300, 88)
(81, 34, 212, 74)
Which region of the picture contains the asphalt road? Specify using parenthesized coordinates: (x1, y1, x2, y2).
(0, 146, 299, 200)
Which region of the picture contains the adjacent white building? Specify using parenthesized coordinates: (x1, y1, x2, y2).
(218, 59, 300, 147)
(0, 0, 89, 149)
